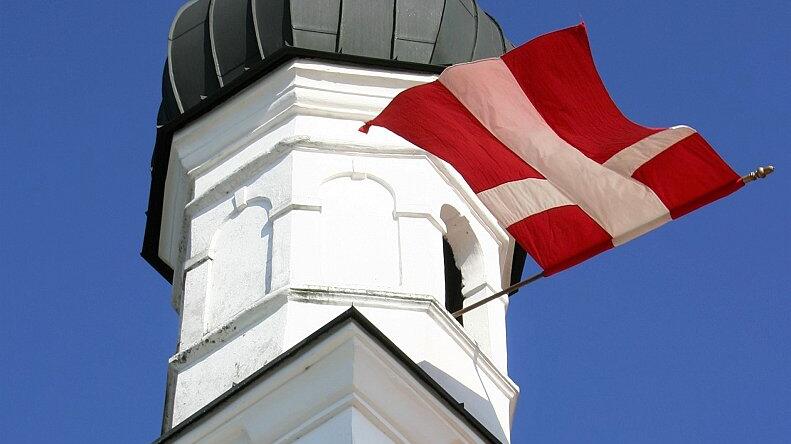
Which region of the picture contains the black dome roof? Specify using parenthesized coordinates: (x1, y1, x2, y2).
(158, 0, 514, 125)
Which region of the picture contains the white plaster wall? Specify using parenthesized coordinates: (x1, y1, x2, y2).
(318, 175, 399, 289)
(159, 60, 520, 440)
(291, 407, 396, 444)
(172, 298, 289, 424)
(206, 202, 272, 331)
(293, 408, 355, 444)
(167, 322, 496, 444)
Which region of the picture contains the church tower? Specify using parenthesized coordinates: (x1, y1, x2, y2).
(143, 2, 524, 442)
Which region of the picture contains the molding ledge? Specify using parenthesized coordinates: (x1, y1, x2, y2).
(168, 285, 518, 399)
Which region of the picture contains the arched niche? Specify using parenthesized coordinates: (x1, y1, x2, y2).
(440, 204, 487, 321)
(319, 174, 399, 289)
(206, 198, 273, 331)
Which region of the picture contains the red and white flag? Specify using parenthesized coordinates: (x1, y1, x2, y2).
(362, 24, 744, 276)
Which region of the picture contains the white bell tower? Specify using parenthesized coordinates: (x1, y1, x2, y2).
(144, 2, 522, 443)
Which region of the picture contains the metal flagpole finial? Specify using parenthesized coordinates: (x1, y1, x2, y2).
(742, 165, 775, 184)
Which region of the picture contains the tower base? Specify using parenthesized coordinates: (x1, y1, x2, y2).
(156, 309, 502, 444)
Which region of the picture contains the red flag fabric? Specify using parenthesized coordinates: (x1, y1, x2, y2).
(362, 24, 743, 276)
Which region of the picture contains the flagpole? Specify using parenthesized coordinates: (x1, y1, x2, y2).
(452, 271, 545, 319)
(453, 165, 774, 320)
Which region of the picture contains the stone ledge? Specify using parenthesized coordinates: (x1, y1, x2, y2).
(169, 285, 518, 400)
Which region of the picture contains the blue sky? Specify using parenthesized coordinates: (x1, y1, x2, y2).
(1, 1, 788, 443)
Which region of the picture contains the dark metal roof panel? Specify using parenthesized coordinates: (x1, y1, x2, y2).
(393, 0, 443, 63)
(210, 0, 260, 85)
(158, 63, 181, 126)
(393, 39, 434, 64)
(162, 0, 511, 125)
(171, 0, 213, 39)
(431, 0, 477, 65)
(291, 29, 337, 52)
(473, 9, 505, 59)
(252, 0, 290, 57)
(338, 0, 395, 58)
(289, 0, 340, 51)
(169, 0, 220, 111)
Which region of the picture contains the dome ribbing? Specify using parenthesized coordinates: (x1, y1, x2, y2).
(158, 0, 513, 125)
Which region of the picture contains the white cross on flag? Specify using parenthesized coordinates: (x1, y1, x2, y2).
(362, 24, 744, 276)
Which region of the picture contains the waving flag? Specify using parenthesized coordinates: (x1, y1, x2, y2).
(362, 24, 744, 276)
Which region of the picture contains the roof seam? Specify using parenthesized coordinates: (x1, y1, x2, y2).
(335, 0, 344, 52)
(396, 36, 436, 45)
(208, 0, 224, 87)
(470, 0, 480, 60)
(167, 38, 184, 113)
(282, 0, 294, 47)
(458, 0, 474, 16)
(486, 11, 507, 54)
(389, 0, 398, 60)
(292, 26, 337, 35)
(170, 20, 206, 40)
(250, 0, 266, 58)
(429, 0, 449, 64)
